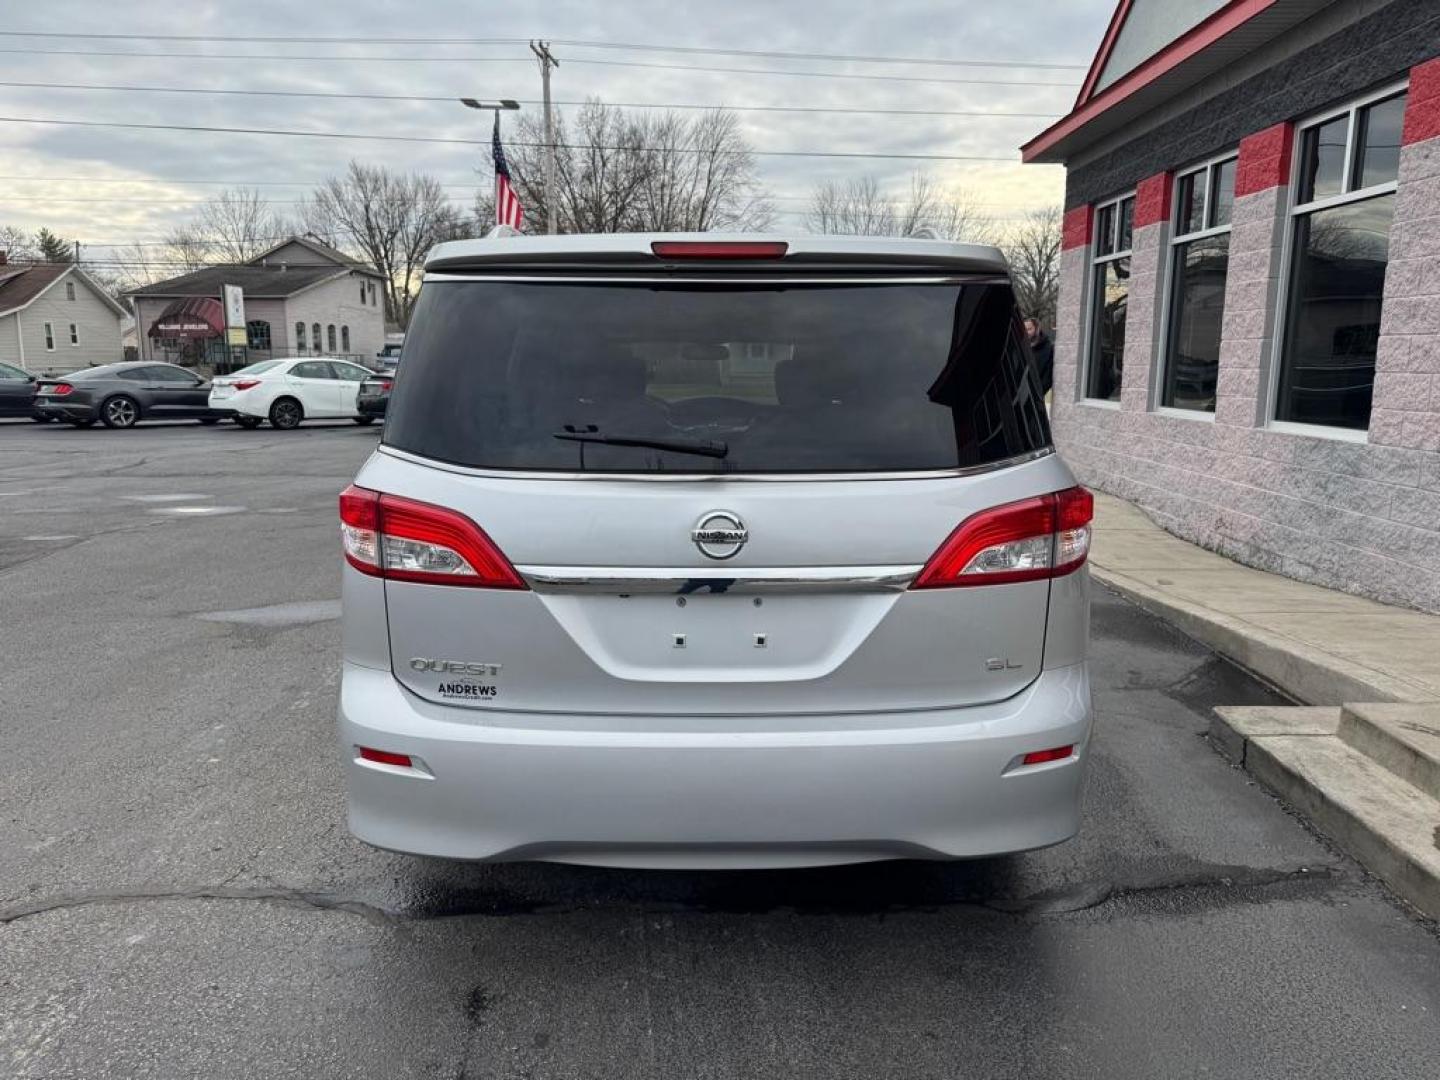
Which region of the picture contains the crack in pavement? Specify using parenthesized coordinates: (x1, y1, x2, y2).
(0, 886, 396, 928)
(0, 863, 1344, 928)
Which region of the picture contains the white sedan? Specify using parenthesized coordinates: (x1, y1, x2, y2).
(210, 358, 378, 430)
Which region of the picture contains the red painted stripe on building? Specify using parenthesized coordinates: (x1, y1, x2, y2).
(1062, 205, 1094, 251)
(1022, 0, 1277, 163)
(1235, 122, 1293, 197)
(1134, 172, 1173, 229)
(1402, 55, 1440, 147)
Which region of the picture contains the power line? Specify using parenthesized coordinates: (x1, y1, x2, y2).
(0, 115, 1028, 161)
(0, 80, 1064, 120)
(0, 30, 1088, 70)
(0, 48, 1080, 88)
(0, 177, 1054, 206)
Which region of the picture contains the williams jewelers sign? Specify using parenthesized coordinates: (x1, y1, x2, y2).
(149, 296, 226, 339)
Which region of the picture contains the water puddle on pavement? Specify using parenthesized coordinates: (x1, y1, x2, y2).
(193, 599, 342, 627)
(150, 505, 247, 517)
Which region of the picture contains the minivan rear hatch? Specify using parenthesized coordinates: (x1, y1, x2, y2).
(363, 239, 1062, 718)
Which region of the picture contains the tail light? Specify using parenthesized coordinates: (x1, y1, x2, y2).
(233, 379, 262, 391)
(339, 484, 525, 589)
(651, 241, 788, 260)
(912, 486, 1093, 589)
(50, 382, 74, 396)
(377, 379, 393, 391)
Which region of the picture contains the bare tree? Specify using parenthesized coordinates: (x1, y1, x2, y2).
(1000, 207, 1062, 329)
(0, 224, 38, 262)
(475, 100, 772, 234)
(806, 172, 993, 242)
(305, 162, 476, 326)
(193, 187, 292, 262)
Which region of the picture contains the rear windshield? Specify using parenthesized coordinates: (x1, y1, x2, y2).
(384, 280, 1050, 474)
(233, 360, 282, 376)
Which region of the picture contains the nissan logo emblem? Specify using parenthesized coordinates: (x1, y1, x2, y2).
(691, 511, 748, 560)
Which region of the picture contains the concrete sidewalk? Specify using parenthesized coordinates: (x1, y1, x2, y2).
(1088, 492, 1440, 918)
(1089, 493, 1440, 706)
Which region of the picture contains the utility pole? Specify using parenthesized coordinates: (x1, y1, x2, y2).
(530, 40, 560, 235)
(73, 239, 81, 264)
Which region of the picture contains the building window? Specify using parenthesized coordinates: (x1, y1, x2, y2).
(44, 322, 55, 350)
(341, 325, 350, 353)
(1085, 192, 1135, 401)
(69, 323, 79, 346)
(312, 323, 322, 354)
(65, 281, 76, 301)
(327, 324, 337, 352)
(368, 282, 376, 306)
(295, 321, 306, 353)
(246, 320, 272, 351)
(1276, 86, 1407, 431)
(1160, 154, 1237, 412)
(360, 282, 366, 305)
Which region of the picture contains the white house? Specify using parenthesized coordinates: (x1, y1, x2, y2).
(127, 235, 387, 370)
(0, 260, 128, 375)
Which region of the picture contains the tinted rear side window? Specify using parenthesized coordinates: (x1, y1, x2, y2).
(385, 281, 1050, 474)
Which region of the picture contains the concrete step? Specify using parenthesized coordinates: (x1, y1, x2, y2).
(1212, 705, 1440, 919)
(1338, 703, 1440, 800)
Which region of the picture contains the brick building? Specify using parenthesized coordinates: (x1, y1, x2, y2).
(1024, 0, 1440, 613)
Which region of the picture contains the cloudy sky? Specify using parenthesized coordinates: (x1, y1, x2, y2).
(0, 0, 1113, 261)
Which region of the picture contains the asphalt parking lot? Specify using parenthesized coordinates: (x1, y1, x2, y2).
(2, 419, 1438, 1080)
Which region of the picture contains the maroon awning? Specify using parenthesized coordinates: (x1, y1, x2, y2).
(149, 296, 224, 339)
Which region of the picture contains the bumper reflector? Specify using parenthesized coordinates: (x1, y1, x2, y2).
(1020, 745, 1075, 767)
(358, 747, 414, 768)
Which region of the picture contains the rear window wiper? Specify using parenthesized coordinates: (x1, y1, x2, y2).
(553, 428, 729, 459)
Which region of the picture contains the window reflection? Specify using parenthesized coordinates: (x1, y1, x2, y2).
(1277, 196, 1394, 429)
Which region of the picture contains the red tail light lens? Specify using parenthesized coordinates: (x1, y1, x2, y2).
(650, 241, 789, 260)
(378, 379, 393, 391)
(50, 383, 74, 396)
(338, 484, 525, 589)
(233, 379, 262, 391)
(912, 486, 1093, 589)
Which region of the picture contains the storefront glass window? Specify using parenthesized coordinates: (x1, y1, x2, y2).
(1086, 193, 1134, 402)
(1162, 154, 1236, 412)
(1277, 87, 1406, 431)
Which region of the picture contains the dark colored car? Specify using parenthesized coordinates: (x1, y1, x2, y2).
(0, 360, 50, 422)
(356, 371, 395, 419)
(33, 361, 227, 428)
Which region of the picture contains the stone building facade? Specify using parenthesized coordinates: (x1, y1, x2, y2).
(1025, 0, 1440, 613)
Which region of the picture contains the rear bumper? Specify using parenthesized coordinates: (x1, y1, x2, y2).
(357, 396, 388, 417)
(35, 401, 96, 420)
(338, 661, 1093, 868)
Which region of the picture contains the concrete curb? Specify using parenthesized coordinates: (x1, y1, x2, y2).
(1090, 565, 1423, 705)
(1211, 706, 1440, 920)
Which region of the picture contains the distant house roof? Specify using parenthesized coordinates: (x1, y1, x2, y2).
(248, 233, 382, 276)
(0, 262, 128, 318)
(126, 263, 351, 299)
(0, 263, 72, 315)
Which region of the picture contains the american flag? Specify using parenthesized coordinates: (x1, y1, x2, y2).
(492, 112, 524, 230)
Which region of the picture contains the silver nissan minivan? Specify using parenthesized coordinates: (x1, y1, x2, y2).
(337, 234, 1093, 869)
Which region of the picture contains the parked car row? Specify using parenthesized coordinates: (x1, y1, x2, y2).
(1, 358, 394, 430)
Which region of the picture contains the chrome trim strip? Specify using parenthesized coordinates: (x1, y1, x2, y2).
(517, 564, 923, 595)
(374, 445, 1055, 483)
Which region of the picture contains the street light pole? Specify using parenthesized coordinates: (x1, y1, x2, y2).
(529, 40, 560, 235)
(460, 98, 521, 228)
